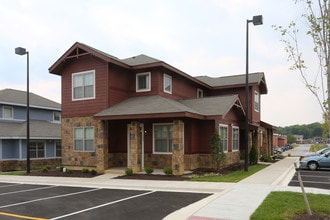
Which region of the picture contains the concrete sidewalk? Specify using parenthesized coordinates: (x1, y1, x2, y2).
(171, 157, 329, 220)
(0, 157, 328, 220)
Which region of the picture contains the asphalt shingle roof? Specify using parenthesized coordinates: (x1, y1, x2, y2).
(95, 95, 242, 119)
(0, 120, 61, 139)
(0, 89, 61, 110)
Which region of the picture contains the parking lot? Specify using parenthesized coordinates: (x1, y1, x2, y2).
(288, 169, 330, 190)
(0, 182, 210, 220)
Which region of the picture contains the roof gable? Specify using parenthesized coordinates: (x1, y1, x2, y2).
(195, 72, 268, 94)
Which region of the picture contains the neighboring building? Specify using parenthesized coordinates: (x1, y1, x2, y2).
(293, 135, 303, 144)
(0, 89, 61, 171)
(273, 134, 287, 147)
(49, 42, 275, 174)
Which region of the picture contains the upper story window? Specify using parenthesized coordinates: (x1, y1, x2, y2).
(72, 70, 95, 100)
(219, 124, 228, 152)
(197, 89, 203, 98)
(136, 72, 151, 92)
(254, 90, 259, 112)
(2, 106, 13, 119)
(163, 74, 172, 94)
(53, 111, 61, 123)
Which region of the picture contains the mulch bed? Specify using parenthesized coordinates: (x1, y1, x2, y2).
(115, 174, 189, 181)
(293, 213, 330, 220)
(26, 170, 99, 178)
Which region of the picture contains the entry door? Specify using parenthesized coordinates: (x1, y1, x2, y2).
(127, 123, 144, 169)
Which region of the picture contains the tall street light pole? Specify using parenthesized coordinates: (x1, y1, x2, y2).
(15, 47, 30, 174)
(245, 15, 263, 172)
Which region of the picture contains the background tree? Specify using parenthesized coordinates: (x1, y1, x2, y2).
(210, 131, 226, 172)
(273, 0, 330, 136)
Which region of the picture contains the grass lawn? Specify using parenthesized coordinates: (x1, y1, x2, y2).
(190, 164, 267, 182)
(251, 191, 330, 219)
(0, 170, 27, 175)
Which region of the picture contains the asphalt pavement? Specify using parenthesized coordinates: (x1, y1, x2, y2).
(0, 152, 329, 219)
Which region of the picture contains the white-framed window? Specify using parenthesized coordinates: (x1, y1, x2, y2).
(197, 89, 203, 98)
(163, 73, 172, 94)
(232, 126, 239, 151)
(153, 123, 173, 154)
(219, 124, 228, 152)
(55, 140, 61, 157)
(72, 70, 95, 100)
(136, 72, 151, 92)
(53, 111, 61, 122)
(2, 106, 13, 119)
(254, 90, 259, 112)
(29, 141, 45, 158)
(74, 127, 94, 151)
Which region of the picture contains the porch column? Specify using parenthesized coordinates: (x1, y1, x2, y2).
(95, 120, 109, 174)
(172, 120, 184, 175)
(129, 121, 142, 173)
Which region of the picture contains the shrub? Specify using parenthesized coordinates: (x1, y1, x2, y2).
(82, 168, 89, 173)
(260, 155, 272, 162)
(90, 169, 97, 175)
(249, 144, 258, 165)
(42, 166, 49, 173)
(144, 166, 154, 174)
(59, 166, 64, 172)
(163, 166, 173, 175)
(125, 168, 133, 175)
(66, 169, 73, 174)
(210, 131, 226, 172)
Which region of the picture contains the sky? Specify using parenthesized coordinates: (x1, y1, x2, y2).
(0, 0, 324, 127)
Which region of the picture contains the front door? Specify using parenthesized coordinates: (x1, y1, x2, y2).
(127, 123, 144, 169)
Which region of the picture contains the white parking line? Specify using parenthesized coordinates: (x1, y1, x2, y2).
(0, 185, 58, 196)
(0, 188, 101, 209)
(0, 183, 21, 188)
(50, 191, 156, 220)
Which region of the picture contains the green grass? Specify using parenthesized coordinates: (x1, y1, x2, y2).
(251, 191, 330, 219)
(309, 143, 327, 152)
(190, 164, 267, 182)
(0, 170, 27, 175)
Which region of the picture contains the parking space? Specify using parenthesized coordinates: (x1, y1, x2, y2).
(0, 182, 211, 220)
(288, 170, 330, 190)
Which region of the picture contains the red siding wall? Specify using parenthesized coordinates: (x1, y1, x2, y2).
(61, 56, 109, 117)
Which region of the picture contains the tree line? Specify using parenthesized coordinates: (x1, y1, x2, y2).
(277, 122, 324, 140)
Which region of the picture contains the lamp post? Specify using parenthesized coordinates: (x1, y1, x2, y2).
(15, 47, 30, 174)
(244, 15, 263, 172)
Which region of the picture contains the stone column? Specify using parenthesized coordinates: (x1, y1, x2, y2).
(129, 121, 142, 173)
(95, 120, 109, 174)
(172, 120, 184, 175)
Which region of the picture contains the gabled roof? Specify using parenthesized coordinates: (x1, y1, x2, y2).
(195, 72, 267, 94)
(94, 95, 245, 120)
(0, 89, 61, 110)
(0, 120, 61, 139)
(49, 42, 210, 88)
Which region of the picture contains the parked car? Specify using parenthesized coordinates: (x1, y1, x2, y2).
(299, 151, 330, 170)
(300, 147, 330, 160)
(273, 146, 283, 154)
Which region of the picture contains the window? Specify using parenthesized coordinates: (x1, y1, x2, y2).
(53, 112, 61, 122)
(3, 106, 13, 119)
(55, 141, 61, 157)
(74, 127, 94, 151)
(163, 74, 172, 94)
(197, 89, 203, 98)
(232, 127, 239, 151)
(136, 72, 151, 92)
(254, 91, 259, 112)
(29, 141, 45, 158)
(153, 123, 173, 154)
(219, 125, 228, 152)
(72, 70, 95, 100)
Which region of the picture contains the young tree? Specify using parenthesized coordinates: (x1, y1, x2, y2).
(273, 0, 330, 136)
(210, 131, 226, 172)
